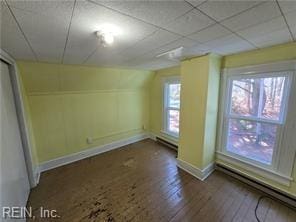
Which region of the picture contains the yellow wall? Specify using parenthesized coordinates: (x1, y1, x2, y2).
(220, 42, 296, 197)
(18, 61, 153, 163)
(17, 68, 39, 166)
(18, 42, 296, 196)
(202, 55, 221, 168)
(152, 42, 296, 196)
(149, 66, 180, 145)
(222, 42, 296, 68)
(178, 54, 221, 169)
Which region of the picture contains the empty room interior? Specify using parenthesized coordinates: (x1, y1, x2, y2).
(1, 0, 296, 221)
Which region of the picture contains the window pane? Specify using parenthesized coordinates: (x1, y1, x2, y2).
(168, 110, 179, 134)
(230, 78, 260, 117)
(168, 84, 181, 108)
(262, 77, 285, 121)
(226, 119, 277, 165)
(230, 76, 287, 121)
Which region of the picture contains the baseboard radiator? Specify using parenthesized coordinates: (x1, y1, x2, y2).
(216, 164, 296, 209)
(156, 137, 178, 151)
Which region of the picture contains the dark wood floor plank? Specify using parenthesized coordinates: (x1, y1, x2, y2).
(27, 139, 296, 222)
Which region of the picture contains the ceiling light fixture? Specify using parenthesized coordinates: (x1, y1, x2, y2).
(96, 31, 114, 46)
(95, 24, 121, 47)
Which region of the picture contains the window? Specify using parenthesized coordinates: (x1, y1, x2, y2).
(217, 61, 296, 186)
(163, 77, 181, 137)
(224, 74, 290, 166)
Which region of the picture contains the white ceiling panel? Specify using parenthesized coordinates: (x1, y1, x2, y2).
(6, 0, 74, 63)
(278, 1, 296, 13)
(0, 2, 36, 60)
(94, 0, 192, 27)
(163, 9, 215, 36)
(1, 0, 295, 71)
(249, 28, 292, 48)
(182, 43, 210, 57)
(118, 29, 180, 61)
(150, 37, 201, 57)
(237, 16, 292, 48)
(221, 1, 282, 32)
(84, 52, 128, 67)
(131, 57, 179, 71)
(197, 0, 261, 21)
(188, 23, 232, 43)
(203, 34, 256, 55)
(136, 37, 205, 60)
(64, 0, 157, 65)
(284, 10, 296, 39)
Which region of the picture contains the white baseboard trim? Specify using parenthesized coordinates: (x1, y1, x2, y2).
(38, 133, 150, 173)
(149, 132, 157, 141)
(34, 167, 40, 186)
(177, 158, 215, 181)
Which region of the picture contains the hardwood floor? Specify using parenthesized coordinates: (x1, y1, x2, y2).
(28, 139, 296, 222)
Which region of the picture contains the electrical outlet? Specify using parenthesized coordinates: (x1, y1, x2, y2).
(87, 137, 93, 144)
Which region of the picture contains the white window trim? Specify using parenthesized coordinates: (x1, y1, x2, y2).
(162, 76, 180, 138)
(216, 60, 296, 186)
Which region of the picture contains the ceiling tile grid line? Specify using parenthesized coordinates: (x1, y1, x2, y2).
(187, 0, 265, 23)
(86, 0, 196, 39)
(82, 0, 197, 64)
(184, 0, 260, 49)
(276, 0, 295, 41)
(81, 0, 190, 64)
(84, 0, 215, 64)
(187, 13, 289, 47)
(123, 36, 187, 64)
(82, 29, 160, 64)
(61, 0, 77, 63)
(184, 1, 265, 39)
(190, 0, 209, 8)
(4, 0, 38, 61)
(82, 45, 99, 64)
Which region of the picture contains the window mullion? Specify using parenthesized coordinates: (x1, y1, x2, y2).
(228, 114, 282, 125)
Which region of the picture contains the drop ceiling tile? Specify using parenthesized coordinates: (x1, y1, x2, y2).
(237, 16, 292, 48)
(163, 9, 215, 36)
(188, 23, 232, 43)
(204, 34, 256, 55)
(6, 0, 74, 62)
(93, 0, 192, 27)
(197, 0, 261, 21)
(131, 58, 179, 71)
(131, 38, 207, 66)
(7, 0, 74, 19)
(285, 10, 296, 39)
(148, 37, 199, 57)
(278, 1, 296, 13)
(221, 1, 282, 32)
(118, 29, 180, 60)
(64, 0, 157, 65)
(0, 2, 36, 60)
(250, 28, 292, 48)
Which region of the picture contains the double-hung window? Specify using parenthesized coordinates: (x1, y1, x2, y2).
(217, 61, 296, 185)
(163, 77, 181, 138)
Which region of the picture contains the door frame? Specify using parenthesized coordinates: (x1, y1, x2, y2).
(0, 49, 37, 187)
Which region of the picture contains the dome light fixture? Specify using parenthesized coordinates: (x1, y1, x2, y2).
(96, 30, 114, 47)
(95, 24, 121, 47)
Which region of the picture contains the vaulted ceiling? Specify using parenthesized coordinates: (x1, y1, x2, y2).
(1, 0, 295, 70)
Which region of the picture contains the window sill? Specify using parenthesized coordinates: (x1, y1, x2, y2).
(216, 151, 293, 186)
